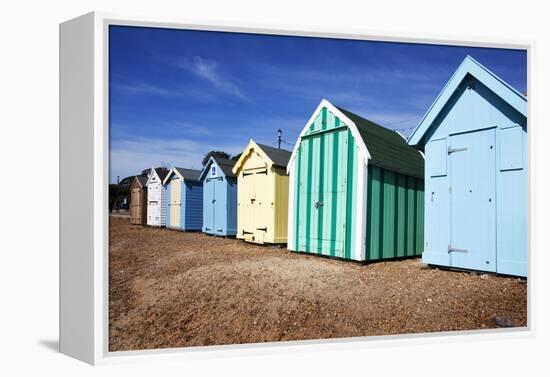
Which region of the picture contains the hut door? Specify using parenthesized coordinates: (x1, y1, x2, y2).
(170, 178, 182, 227)
(241, 170, 256, 241)
(300, 130, 347, 256)
(449, 128, 496, 272)
(212, 177, 223, 234)
(253, 169, 268, 243)
(204, 178, 216, 232)
(130, 187, 139, 224)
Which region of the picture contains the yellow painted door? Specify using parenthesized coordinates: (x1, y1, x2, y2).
(241, 170, 255, 241)
(252, 169, 269, 243)
(170, 178, 181, 227)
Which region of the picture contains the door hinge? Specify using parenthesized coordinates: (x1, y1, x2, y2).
(448, 146, 468, 154)
(448, 245, 468, 253)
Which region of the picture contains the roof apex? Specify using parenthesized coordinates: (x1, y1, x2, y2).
(407, 55, 527, 147)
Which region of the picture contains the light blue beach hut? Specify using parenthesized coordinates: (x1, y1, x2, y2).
(163, 167, 203, 231)
(408, 56, 527, 277)
(199, 156, 238, 236)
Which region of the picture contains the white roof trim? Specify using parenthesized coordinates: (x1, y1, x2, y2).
(408, 55, 527, 147)
(162, 167, 185, 185)
(287, 99, 371, 174)
(231, 139, 275, 174)
(145, 167, 161, 186)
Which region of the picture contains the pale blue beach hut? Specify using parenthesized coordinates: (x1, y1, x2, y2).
(199, 156, 238, 236)
(408, 56, 527, 277)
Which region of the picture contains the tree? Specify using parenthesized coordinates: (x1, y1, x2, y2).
(202, 151, 230, 166)
(231, 153, 242, 161)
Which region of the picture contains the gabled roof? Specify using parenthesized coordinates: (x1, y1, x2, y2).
(135, 175, 148, 188)
(338, 107, 424, 178)
(287, 99, 424, 179)
(408, 55, 527, 147)
(232, 139, 292, 174)
(163, 167, 202, 184)
(199, 156, 237, 181)
(256, 143, 291, 168)
(145, 167, 169, 186)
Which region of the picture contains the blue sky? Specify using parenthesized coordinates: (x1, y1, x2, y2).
(109, 25, 527, 182)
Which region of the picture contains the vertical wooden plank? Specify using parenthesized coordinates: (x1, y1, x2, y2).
(396, 174, 407, 257)
(382, 169, 396, 258)
(406, 176, 415, 256)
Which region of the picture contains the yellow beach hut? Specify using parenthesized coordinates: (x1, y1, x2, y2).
(232, 140, 291, 244)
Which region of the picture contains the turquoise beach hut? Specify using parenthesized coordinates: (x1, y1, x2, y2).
(408, 56, 527, 277)
(199, 156, 238, 236)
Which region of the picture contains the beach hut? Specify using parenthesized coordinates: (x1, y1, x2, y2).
(287, 99, 425, 262)
(145, 167, 169, 227)
(199, 156, 238, 236)
(232, 140, 291, 244)
(163, 167, 203, 231)
(129, 175, 148, 225)
(407, 56, 527, 277)
(199, 157, 237, 236)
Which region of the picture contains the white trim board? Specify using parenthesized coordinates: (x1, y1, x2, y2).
(287, 99, 371, 174)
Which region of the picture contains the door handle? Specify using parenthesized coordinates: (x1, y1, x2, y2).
(314, 201, 323, 209)
(448, 245, 468, 253)
(212, 199, 216, 203)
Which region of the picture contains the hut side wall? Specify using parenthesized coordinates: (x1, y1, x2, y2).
(182, 180, 203, 230)
(365, 165, 424, 260)
(272, 167, 289, 243)
(226, 178, 238, 235)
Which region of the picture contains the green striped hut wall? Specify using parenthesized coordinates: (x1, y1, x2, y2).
(287, 99, 424, 262)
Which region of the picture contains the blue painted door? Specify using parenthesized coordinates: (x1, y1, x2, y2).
(212, 177, 220, 234)
(204, 179, 215, 232)
(449, 128, 496, 272)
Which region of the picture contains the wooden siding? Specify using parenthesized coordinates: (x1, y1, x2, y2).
(165, 172, 203, 231)
(183, 181, 203, 230)
(365, 166, 424, 260)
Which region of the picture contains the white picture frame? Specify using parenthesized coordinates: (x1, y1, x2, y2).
(59, 11, 534, 365)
